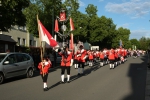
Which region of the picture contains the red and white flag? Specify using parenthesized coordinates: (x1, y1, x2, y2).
(70, 33, 74, 50)
(70, 17, 74, 31)
(38, 20, 58, 48)
(54, 19, 59, 33)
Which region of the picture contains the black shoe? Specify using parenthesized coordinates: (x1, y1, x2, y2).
(60, 81, 65, 84)
(67, 81, 70, 83)
(43, 87, 48, 91)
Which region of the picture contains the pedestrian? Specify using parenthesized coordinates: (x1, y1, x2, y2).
(58, 46, 72, 83)
(38, 56, 51, 91)
(76, 45, 87, 75)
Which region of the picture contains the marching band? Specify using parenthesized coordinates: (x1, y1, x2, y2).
(38, 44, 136, 91)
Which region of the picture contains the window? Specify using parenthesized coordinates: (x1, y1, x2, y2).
(0, 54, 7, 63)
(18, 37, 21, 46)
(33, 40, 36, 47)
(23, 54, 30, 61)
(23, 26, 26, 31)
(5, 54, 17, 64)
(16, 54, 23, 62)
(30, 40, 32, 46)
(22, 38, 26, 46)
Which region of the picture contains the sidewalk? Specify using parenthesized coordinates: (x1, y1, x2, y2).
(145, 52, 150, 100)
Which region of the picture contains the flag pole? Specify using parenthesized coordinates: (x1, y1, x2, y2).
(37, 15, 44, 76)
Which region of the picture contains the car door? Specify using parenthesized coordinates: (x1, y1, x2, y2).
(3, 54, 18, 78)
(16, 54, 29, 75)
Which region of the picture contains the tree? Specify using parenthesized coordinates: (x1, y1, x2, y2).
(116, 27, 130, 48)
(139, 37, 149, 50)
(23, 0, 62, 37)
(130, 39, 140, 50)
(85, 4, 98, 17)
(0, 0, 30, 31)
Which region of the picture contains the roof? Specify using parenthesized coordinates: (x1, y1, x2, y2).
(0, 34, 16, 43)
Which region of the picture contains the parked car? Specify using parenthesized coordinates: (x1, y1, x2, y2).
(0, 52, 35, 84)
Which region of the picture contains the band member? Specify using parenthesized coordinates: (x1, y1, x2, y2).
(58, 46, 72, 83)
(76, 45, 87, 75)
(103, 48, 109, 65)
(96, 50, 100, 62)
(114, 49, 119, 66)
(74, 52, 79, 69)
(99, 50, 104, 67)
(108, 48, 115, 69)
(88, 50, 94, 67)
(38, 57, 51, 91)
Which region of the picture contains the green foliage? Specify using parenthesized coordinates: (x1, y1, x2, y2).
(139, 37, 150, 50)
(23, 0, 132, 49)
(23, 0, 62, 37)
(0, 0, 30, 31)
(130, 39, 140, 49)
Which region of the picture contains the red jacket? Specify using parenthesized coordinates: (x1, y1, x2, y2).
(108, 50, 115, 60)
(38, 61, 51, 74)
(77, 49, 87, 62)
(88, 52, 93, 60)
(99, 52, 104, 59)
(59, 51, 72, 67)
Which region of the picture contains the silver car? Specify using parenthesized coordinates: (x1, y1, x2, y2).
(0, 52, 35, 84)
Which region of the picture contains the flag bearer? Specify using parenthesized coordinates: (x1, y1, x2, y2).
(38, 57, 51, 91)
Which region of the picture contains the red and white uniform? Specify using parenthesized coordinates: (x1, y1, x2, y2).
(38, 61, 51, 75)
(59, 51, 73, 67)
(108, 49, 115, 60)
(76, 49, 87, 62)
(88, 51, 94, 60)
(99, 51, 105, 60)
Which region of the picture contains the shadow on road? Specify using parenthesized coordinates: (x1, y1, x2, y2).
(47, 61, 102, 91)
(122, 55, 147, 100)
(2, 66, 60, 85)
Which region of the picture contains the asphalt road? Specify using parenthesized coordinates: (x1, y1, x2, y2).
(0, 55, 147, 100)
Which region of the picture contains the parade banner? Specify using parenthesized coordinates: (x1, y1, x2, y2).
(70, 33, 74, 50)
(70, 17, 74, 31)
(54, 19, 59, 33)
(60, 11, 66, 21)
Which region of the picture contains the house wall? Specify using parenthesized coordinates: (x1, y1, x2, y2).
(2, 26, 40, 47)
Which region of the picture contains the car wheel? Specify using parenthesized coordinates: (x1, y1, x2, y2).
(0, 73, 4, 84)
(27, 68, 34, 78)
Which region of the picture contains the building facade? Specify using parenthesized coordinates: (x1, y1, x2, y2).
(0, 26, 40, 52)
(1, 26, 40, 47)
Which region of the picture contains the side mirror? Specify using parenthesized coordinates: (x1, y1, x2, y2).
(4, 61, 9, 64)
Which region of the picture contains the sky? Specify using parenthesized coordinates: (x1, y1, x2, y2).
(75, 0, 150, 40)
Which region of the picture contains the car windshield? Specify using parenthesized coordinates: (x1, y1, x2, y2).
(0, 54, 7, 63)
